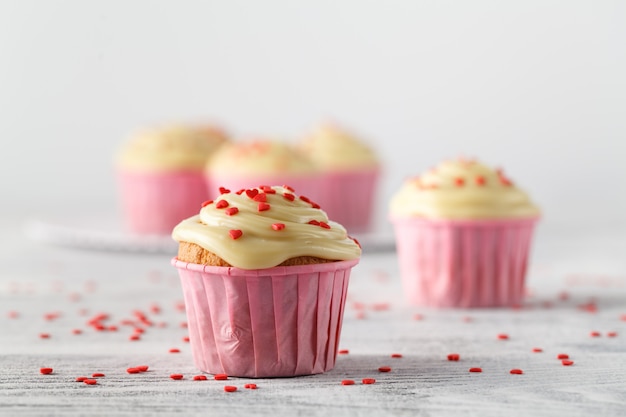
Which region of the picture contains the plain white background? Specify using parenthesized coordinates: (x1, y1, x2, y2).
(1, 0, 625, 237)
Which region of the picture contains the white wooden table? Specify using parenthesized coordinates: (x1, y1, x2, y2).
(1, 217, 625, 417)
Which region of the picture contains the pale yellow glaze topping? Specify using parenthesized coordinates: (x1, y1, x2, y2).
(116, 124, 229, 171)
(172, 185, 362, 269)
(299, 123, 379, 170)
(389, 159, 540, 219)
(205, 140, 317, 175)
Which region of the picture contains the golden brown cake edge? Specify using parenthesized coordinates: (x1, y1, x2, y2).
(177, 241, 336, 267)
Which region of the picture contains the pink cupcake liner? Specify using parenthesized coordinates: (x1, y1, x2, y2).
(172, 258, 359, 378)
(390, 217, 538, 308)
(118, 170, 209, 235)
(206, 174, 326, 203)
(316, 168, 379, 234)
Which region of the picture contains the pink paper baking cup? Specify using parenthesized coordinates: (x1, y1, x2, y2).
(172, 258, 359, 378)
(118, 170, 209, 235)
(205, 174, 326, 204)
(390, 217, 538, 308)
(316, 169, 379, 234)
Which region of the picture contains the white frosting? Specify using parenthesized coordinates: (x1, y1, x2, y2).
(205, 140, 318, 175)
(299, 123, 379, 170)
(389, 159, 540, 219)
(172, 185, 362, 269)
(116, 124, 229, 171)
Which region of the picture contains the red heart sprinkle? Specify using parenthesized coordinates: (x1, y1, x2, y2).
(447, 353, 460, 361)
(469, 367, 482, 373)
(201, 200, 213, 207)
(219, 187, 230, 194)
(319, 221, 330, 229)
(224, 385, 237, 392)
(562, 360, 574, 366)
(75, 376, 88, 382)
(126, 368, 140, 374)
(338, 349, 349, 354)
(257, 202, 270, 212)
(40, 367, 53, 374)
(253, 193, 267, 202)
(475, 176, 486, 185)
(497, 333, 509, 340)
(170, 374, 184, 380)
(83, 379, 98, 385)
(244, 383, 257, 389)
(510, 369, 523, 375)
(193, 375, 207, 381)
(455, 177, 465, 186)
(283, 193, 295, 201)
(215, 200, 229, 209)
(308, 220, 320, 226)
(92, 373, 105, 378)
(245, 189, 259, 199)
(225, 207, 239, 216)
(214, 374, 228, 381)
(229, 230, 243, 240)
(532, 348, 543, 353)
(272, 223, 285, 231)
(557, 353, 569, 359)
(283, 185, 294, 192)
(362, 378, 376, 384)
(378, 366, 391, 373)
(391, 353, 403, 358)
(341, 380, 355, 386)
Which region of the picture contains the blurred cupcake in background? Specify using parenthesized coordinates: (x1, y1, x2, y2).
(389, 158, 540, 308)
(204, 139, 322, 202)
(299, 122, 380, 233)
(116, 123, 229, 235)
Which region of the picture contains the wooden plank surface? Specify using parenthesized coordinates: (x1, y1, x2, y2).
(1, 223, 625, 416)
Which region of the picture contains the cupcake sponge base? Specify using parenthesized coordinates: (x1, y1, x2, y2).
(177, 242, 336, 267)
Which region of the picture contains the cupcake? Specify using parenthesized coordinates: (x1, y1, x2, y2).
(171, 185, 361, 377)
(116, 124, 229, 234)
(389, 158, 540, 308)
(204, 139, 322, 202)
(299, 122, 380, 233)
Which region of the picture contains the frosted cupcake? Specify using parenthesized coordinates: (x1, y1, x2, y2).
(116, 124, 229, 234)
(171, 185, 361, 377)
(204, 139, 323, 203)
(389, 158, 540, 308)
(299, 123, 380, 233)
